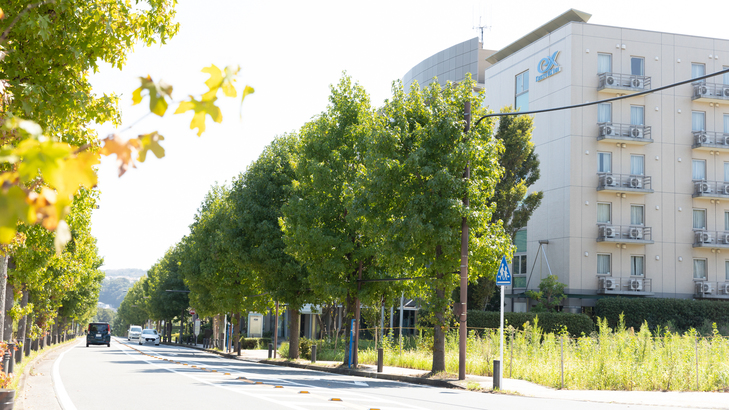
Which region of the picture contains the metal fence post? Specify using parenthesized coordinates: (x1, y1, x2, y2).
(377, 348, 383, 373)
(509, 330, 513, 378)
(695, 337, 699, 391)
(311, 345, 317, 363)
(560, 337, 564, 389)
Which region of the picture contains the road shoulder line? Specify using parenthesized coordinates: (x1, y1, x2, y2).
(51, 341, 81, 410)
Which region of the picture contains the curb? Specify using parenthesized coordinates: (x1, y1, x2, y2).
(16, 337, 81, 410)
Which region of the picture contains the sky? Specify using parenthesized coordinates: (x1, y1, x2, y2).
(89, 0, 729, 270)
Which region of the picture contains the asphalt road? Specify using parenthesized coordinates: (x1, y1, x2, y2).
(54, 337, 666, 410)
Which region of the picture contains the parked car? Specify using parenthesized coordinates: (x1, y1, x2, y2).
(139, 329, 160, 346)
(86, 322, 111, 347)
(127, 325, 142, 341)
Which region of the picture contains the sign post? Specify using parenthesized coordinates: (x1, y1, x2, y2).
(494, 255, 512, 390)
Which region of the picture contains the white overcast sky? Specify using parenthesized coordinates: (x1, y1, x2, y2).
(89, 0, 729, 270)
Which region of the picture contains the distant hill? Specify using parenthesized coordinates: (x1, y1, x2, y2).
(98, 277, 134, 309)
(103, 268, 146, 279)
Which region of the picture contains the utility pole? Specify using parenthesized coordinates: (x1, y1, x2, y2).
(459, 101, 471, 381)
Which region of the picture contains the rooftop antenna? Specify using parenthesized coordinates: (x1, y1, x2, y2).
(472, 15, 491, 47)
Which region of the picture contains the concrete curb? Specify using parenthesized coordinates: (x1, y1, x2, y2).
(16, 337, 81, 410)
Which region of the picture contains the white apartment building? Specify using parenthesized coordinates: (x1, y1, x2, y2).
(404, 9, 729, 311)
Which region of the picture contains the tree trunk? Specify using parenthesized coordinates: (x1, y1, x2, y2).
(235, 312, 241, 355)
(17, 289, 28, 361)
(288, 308, 300, 359)
(3, 283, 13, 341)
(432, 245, 446, 374)
(0, 256, 8, 341)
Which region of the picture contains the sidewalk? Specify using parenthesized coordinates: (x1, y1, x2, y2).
(182, 342, 729, 410)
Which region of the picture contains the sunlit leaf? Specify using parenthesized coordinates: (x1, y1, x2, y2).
(0, 186, 31, 243)
(174, 97, 222, 136)
(240, 85, 255, 118)
(99, 134, 137, 176)
(138, 132, 165, 162)
(221, 65, 240, 97)
(54, 220, 72, 255)
(131, 75, 173, 117)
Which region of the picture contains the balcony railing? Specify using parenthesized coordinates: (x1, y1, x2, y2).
(692, 82, 729, 103)
(694, 281, 729, 299)
(597, 225, 653, 243)
(598, 276, 654, 295)
(597, 122, 653, 144)
(692, 180, 729, 198)
(692, 230, 729, 248)
(597, 173, 653, 193)
(692, 131, 729, 150)
(598, 73, 652, 93)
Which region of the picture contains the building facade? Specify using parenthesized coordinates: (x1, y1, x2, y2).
(404, 9, 729, 311)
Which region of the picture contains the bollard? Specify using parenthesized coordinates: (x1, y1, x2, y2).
(268, 343, 273, 359)
(6, 343, 14, 374)
(0, 389, 15, 410)
(32, 338, 38, 352)
(377, 348, 383, 373)
(493, 360, 502, 390)
(25, 338, 31, 357)
(311, 345, 317, 363)
(2, 350, 9, 376)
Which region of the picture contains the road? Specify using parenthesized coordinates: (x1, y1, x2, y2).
(53, 337, 666, 410)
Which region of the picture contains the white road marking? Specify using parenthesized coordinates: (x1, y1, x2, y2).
(52, 341, 82, 410)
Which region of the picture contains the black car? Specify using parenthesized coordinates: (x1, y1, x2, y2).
(86, 322, 111, 347)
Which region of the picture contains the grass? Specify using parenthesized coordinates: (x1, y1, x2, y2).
(307, 317, 729, 391)
(466, 381, 481, 391)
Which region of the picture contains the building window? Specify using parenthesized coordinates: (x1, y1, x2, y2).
(693, 209, 707, 230)
(724, 114, 729, 133)
(724, 66, 729, 85)
(598, 53, 612, 74)
(631, 57, 645, 76)
(630, 155, 645, 175)
(597, 254, 611, 275)
(512, 254, 527, 288)
(630, 205, 644, 225)
(726, 260, 729, 281)
(692, 63, 706, 83)
(630, 255, 644, 276)
(598, 103, 612, 123)
(630, 105, 644, 126)
(515, 70, 529, 111)
(692, 159, 706, 181)
(598, 152, 612, 173)
(693, 258, 707, 280)
(725, 211, 729, 231)
(597, 202, 611, 224)
(724, 162, 729, 182)
(692, 111, 706, 132)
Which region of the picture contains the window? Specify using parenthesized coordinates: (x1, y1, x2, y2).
(631, 57, 645, 76)
(693, 209, 707, 230)
(515, 71, 529, 111)
(693, 258, 707, 280)
(725, 211, 729, 231)
(630, 205, 644, 225)
(598, 103, 612, 123)
(512, 254, 528, 288)
(597, 203, 611, 224)
(630, 255, 644, 276)
(630, 155, 644, 175)
(597, 254, 611, 275)
(630, 105, 644, 126)
(598, 53, 612, 74)
(692, 159, 706, 181)
(724, 114, 729, 134)
(692, 63, 706, 83)
(724, 162, 729, 182)
(726, 260, 729, 281)
(724, 66, 729, 85)
(598, 152, 612, 173)
(692, 111, 706, 132)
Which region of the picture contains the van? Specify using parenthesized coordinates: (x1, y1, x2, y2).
(86, 322, 111, 347)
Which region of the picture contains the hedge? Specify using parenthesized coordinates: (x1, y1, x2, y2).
(239, 337, 272, 349)
(466, 311, 595, 337)
(595, 298, 729, 333)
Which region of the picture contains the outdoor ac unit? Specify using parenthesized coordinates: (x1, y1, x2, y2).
(605, 75, 618, 87)
(723, 87, 729, 97)
(698, 85, 711, 96)
(631, 77, 644, 89)
(629, 227, 643, 239)
(604, 226, 616, 238)
(700, 232, 713, 243)
(724, 135, 729, 146)
(722, 233, 729, 244)
(698, 133, 709, 144)
(631, 127, 644, 138)
(699, 182, 711, 193)
(723, 185, 729, 195)
(603, 278, 618, 290)
(630, 279, 643, 291)
(630, 177, 642, 188)
(601, 125, 618, 137)
(721, 283, 729, 294)
(702, 282, 713, 294)
(604, 175, 618, 187)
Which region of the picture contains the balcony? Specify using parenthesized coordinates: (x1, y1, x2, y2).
(691, 83, 729, 104)
(597, 276, 654, 296)
(692, 230, 729, 248)
(597, 225, 654, 244)
(597, 173, 653, 194)
(597, 122, 653, 145)
(692, 180, 729, 199)
(597, 73, 652, 94)
(692, 131, 729, 151)
(694, 281, 729, 300)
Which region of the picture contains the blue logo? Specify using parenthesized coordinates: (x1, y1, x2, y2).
(536, 51, 562, 82)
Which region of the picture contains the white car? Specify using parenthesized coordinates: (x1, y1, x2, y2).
(127, 325, 142, 341)
(139, 329, 160, 345)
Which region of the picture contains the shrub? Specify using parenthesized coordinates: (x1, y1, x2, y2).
(467, 310, 594, 337)
(299, 338, 315, 359)
(238, 337, 273, 349)
(595, 298, 729, 333)
(278, 342, 289, 358)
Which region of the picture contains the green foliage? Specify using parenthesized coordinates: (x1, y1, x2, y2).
(239, 337, 272, 350)
(299, 337, 315, 360)
(595, 298, 729, 333)
(113, 278, 149, 332)
(143, 246, 188, 321)
(525, 274, 566, 312)
(92, 307, 115, 324)
(98, 277, 132, 309)
(467, 310, 595, 337)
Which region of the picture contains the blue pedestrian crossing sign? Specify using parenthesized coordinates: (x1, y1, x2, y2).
(496, 256, 512, 286)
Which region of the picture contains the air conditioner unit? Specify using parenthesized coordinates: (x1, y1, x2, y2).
(630, 127, 644, 138)
(604, 175, 618, 187)
(721, 283, 729, 294)
(630, 177, 643, 188)
(722, 233, 729, 244)
(603, 278, 618, 290)
(629, 227, 643, 239)
(723, 185, 729, 195)
(605, 75, 618, 87)
(630, 279, 643, 291)
(604, 226, 616, 238)
(631, 77, 644, 89)
(601, 125, 618, 137)
(700, 232, 713, 243)
(702, 282, 713, 294)
(724, 135, 729, 146)
(723, 87, 729, 97)
(699, 182, 711, 193)
(697, 133, 709, 144)
(697, 85, 711, 96)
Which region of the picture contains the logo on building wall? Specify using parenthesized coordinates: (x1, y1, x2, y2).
(536, 51, 561, 82)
